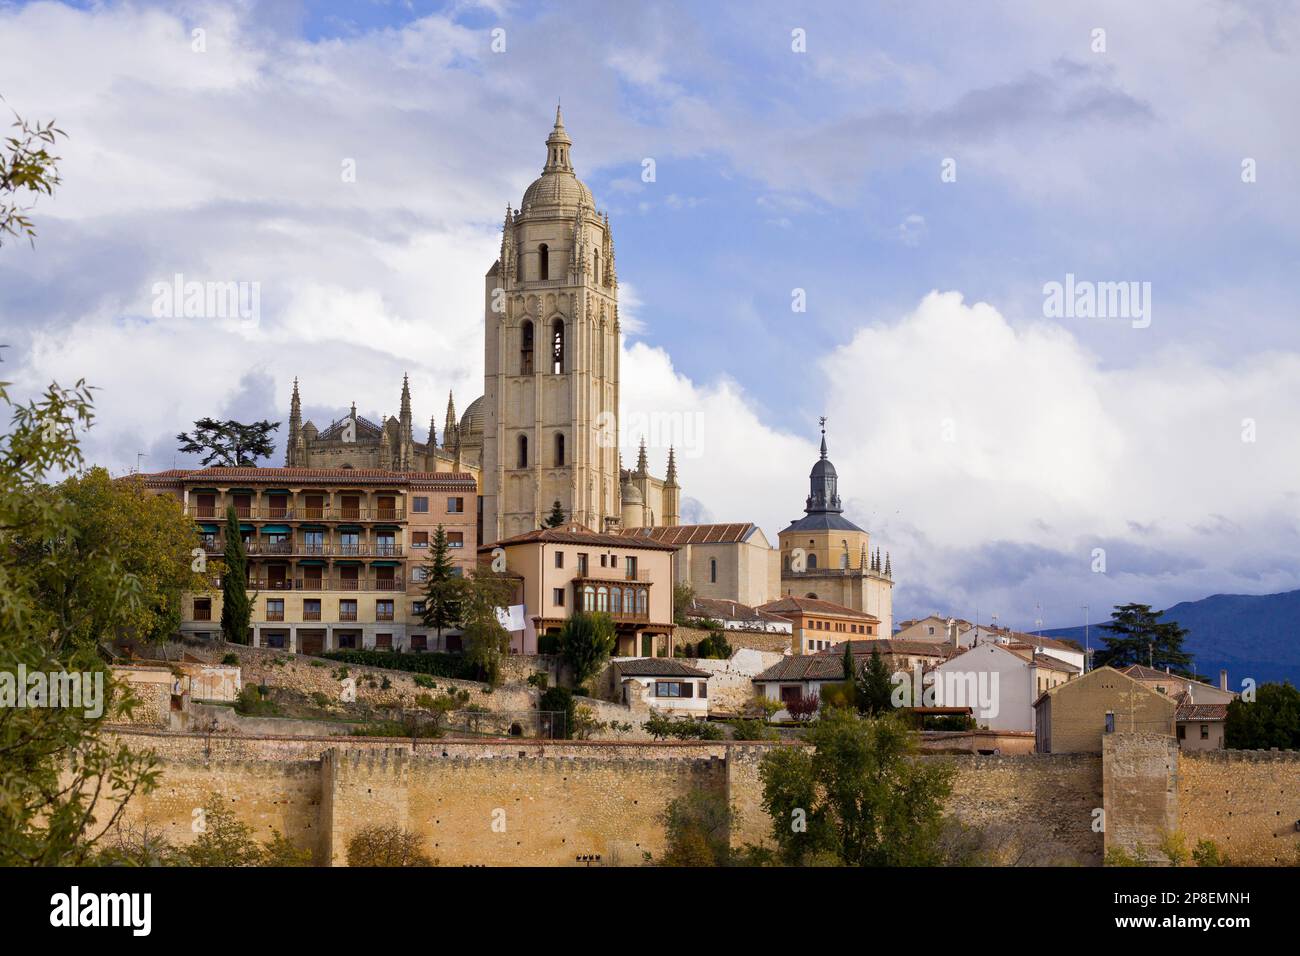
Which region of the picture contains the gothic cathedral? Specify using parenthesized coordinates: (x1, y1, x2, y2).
(481, 107, 677, 542)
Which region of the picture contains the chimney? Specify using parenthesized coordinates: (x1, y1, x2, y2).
(947, 617, 959, 653)
(1220, 669, 1228, 692)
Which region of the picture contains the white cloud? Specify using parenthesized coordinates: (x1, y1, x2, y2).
(622, 290, 1300, 625)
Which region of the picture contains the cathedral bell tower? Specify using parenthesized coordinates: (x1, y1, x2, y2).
(481, 107, 621, 542)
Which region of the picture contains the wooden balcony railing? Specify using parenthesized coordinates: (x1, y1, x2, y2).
(286, 577, 406, 592)
(190, 505, 407, 521)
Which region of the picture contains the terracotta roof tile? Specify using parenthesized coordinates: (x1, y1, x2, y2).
(617, 523, 757, 545)
(480, 526, 678, 552)
(757, 596, 879, 621)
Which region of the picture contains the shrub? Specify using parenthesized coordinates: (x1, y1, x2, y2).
(1192, 838, 1228, 867)
(728, 718, 778, 741)
(645, 713, 722, 740)
(785, 694, 820, 721)
(526, 672, 548, 690)
(220, 653, 239, 666)
(323, 649, 482, 681)
(345, 825, 435, 867)
(538, 686, 575, 739)
(537, 633, 560, 655)
(694, 630, 732, 660)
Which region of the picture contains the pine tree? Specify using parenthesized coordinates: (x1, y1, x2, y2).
(220, 505, 251, 644)
(420, 525, 461, 641)
(855, 646, 894, 716)
(543, 499, 566, 528)
(1093, 603, 1195, 676)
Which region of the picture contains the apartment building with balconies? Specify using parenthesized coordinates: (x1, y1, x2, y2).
(140, 467, 477, 654)
(478, 525, 678, 657)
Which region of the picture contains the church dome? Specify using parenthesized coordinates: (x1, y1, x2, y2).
(521, 172, 593, 211)
(620, 476, 643, 504)
(460, 395, 485, 437)
(519, 105, 594, 213)
(810, 456, 837, 480)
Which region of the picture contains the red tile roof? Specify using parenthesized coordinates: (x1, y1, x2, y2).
(758, 596, 879, 622)
(480, 526, 679, 552)
(617, 523, 758, 545)
(1173, 692, 1229, 722)
(136, 467, 475, 487)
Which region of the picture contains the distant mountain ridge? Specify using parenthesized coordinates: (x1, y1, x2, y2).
(1041, 590, 1300, 686)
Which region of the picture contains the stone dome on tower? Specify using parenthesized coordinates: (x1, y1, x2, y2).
(520, 105, 594, 211)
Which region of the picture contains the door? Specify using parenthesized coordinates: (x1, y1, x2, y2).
(641, 633, 653, 657)
(376, 495, 396, 520)
(341, 495, 361, 520)
(299, 631, 324, 656)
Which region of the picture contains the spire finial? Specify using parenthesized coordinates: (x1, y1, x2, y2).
(818, 415, 828, 459)
(555, 99, 563, 128)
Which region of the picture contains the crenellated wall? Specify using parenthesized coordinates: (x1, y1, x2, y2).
(99, 730, 1297, 866)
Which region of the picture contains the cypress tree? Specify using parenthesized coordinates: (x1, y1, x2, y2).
(421, 525, 461, 641)
(220, 504, 251, 643)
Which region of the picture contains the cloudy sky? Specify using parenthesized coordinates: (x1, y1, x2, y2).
(3, 0, 1298, 631)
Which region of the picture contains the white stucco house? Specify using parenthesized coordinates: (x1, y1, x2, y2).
(609, 658, 712, 718)
(932, 642, 1079, 732)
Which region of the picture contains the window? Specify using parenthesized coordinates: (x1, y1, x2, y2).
(264, 632, 286, 649)
(412, 600, 425, 616)
(193, 598, 212, 621)
(655, 681, 693, 698)
(412, 531, 429, 548)
(611, 555, 618, 567)
(339, 600, 358, 621)
(266, 599, 284, 622)
(1177, 724, 1186, 740)
(582, 585, 595, 611)
(709, 558, 717, 583)
(553, 588, 565, 607)
(600, 553, 607, 568)
(597, 586, 608, 612)
(554, 551, 564, 569)
(517, 434, 529, 468)
(411, 634, 428, 651)
(448, 497, 464, 513)
(555, 432, 565, 466)
(610, 588, 621, 614)
(538, 243, 549, 280)
(337, 633, 358, 650)
(303, 599, 321, 621)
(779, 685, 802, 704)
(577, 553, 588, 576)
(625, 556, 637, 579)
(412, 566, 428, 582)
(636, 590, 647, 616)
(376, 600, 394, 622)
(447, 532, 464, 549)
(807, 553, 818, 569)
(551, 319, 564, 373)
(1104, 712, 1115, 734)
(375, 633, 392, 650)
(698, 681, 707, 698)
(520, 319, 534, 374)
(1200, 724, 1210, 740)
(413, 496, 429, 513)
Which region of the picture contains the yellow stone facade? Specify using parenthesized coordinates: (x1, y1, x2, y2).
(479, 108, 678, 543)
